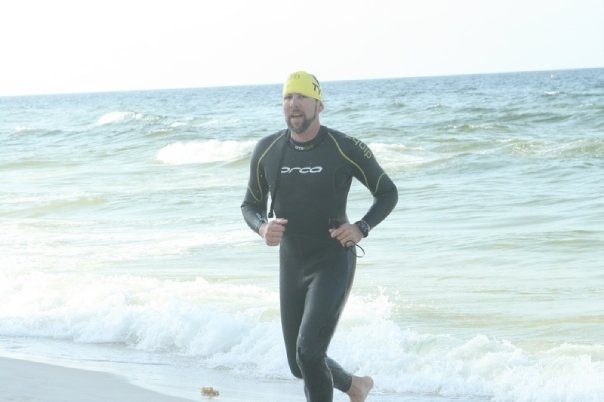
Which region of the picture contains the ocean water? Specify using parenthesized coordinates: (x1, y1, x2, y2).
(1, 68, 603, 401)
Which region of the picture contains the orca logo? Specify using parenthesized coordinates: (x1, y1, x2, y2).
(281, 166, 323, 174)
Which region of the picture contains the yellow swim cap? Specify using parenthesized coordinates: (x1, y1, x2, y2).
(283, 71, 322, 102)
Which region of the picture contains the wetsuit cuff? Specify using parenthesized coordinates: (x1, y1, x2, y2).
(254, 213, 267, 233)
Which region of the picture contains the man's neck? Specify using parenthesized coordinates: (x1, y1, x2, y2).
(290, 121, 321, 143)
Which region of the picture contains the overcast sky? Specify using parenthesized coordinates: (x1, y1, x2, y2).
(1, 0, 603, 96)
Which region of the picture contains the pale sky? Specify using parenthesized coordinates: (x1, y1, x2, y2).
(1, 0, 603, 96)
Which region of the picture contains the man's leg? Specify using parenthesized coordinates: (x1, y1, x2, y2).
(296, 247, 356, 401)
(279, 245, 306, 380)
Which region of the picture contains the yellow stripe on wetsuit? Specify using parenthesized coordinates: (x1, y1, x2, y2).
(327, 132, 386, 194)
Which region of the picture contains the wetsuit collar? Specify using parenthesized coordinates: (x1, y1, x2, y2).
(289, 126, 327, 151)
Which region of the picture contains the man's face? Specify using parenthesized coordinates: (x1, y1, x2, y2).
(283, 93, 322, 134)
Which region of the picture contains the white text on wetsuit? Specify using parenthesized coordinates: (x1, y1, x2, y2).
(281, 166, 323, 174)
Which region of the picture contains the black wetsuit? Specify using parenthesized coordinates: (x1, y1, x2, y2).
(241, 126, 398, 401)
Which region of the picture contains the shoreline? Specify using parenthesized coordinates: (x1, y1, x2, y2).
(0, 355, 438, 402)
(0, 355, 317, 402)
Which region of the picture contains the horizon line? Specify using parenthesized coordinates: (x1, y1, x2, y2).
(2, 66, 602, 98)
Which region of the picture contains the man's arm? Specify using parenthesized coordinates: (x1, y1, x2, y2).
(346, 138, 398, 230)
(241, 134, 289, 246)
(241, 141, 270, 234)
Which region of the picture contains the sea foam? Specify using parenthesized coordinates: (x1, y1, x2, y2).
(0, 270, 602, 401)
(156, 140, 255, 164)
(96, 111, 160, 126)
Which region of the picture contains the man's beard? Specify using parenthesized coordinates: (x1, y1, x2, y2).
(286, 107, 317, 134)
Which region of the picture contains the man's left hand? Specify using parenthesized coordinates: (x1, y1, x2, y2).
(329, 223, 363, 248)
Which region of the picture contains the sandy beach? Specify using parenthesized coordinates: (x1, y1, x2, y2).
(0, 357, 197, 402)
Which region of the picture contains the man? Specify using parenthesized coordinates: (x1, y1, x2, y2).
(241, 71, 398, 402)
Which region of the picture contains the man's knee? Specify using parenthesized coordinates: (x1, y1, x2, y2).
(296, 343, 324, 372)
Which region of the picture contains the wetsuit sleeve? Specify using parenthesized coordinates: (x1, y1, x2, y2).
(345, 138, 398, 230)
(241, 140, 270, 234)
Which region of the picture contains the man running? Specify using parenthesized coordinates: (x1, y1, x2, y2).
(241, 71, 398, 402)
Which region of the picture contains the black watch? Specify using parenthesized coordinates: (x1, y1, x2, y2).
(354, 220, 370, 238)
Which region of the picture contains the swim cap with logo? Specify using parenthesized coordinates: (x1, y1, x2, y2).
(282, 71, 322, 102)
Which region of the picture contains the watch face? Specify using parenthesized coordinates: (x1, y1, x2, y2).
(356, 221, 369, 237)
(362, 222, 369, 234)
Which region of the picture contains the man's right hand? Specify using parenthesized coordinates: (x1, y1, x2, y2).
(259, 218, 288, 246)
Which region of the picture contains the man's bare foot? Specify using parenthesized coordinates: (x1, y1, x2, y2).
(347, 375, 374, 402)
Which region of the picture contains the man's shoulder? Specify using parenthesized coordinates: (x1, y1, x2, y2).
(251, 130, 288, 163)
(255, 129, 288, 148)
(325, 127, 373, 159)
(265, 129, 288, 139)
(324, 127, 349, 141)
